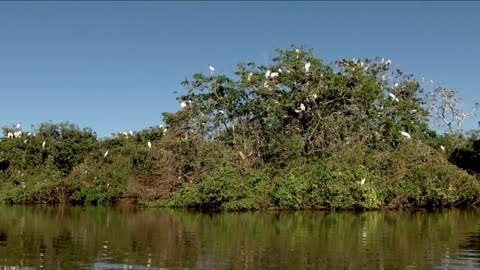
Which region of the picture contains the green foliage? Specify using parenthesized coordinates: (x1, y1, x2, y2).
(0, 45, 479, 210)
(168, 167, 273, 211)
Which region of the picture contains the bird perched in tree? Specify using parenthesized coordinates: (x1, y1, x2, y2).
(247, 72, 253, 81)
(209, 65, 215, 75)
(147, 141, 152, 149)
(400, 131, 411, 139)
(104, 150, 109, 157)
(305, 62, 311, 72)
(265, 70, 271, 79)
(42, 141, 46, 149)
(389, 92, 399, 102)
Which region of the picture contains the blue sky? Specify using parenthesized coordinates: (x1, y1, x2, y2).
(0, 1, 478, 138)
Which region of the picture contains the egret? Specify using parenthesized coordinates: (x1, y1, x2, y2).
(305, 62, 311, 72)
(209, 65, 215, 75)
(295, 48, 300, 54)
(247, 72, 253, 81)
(278, 68, 283, 73)
(360, 178, 366, 185)
(270, 72, 279, 79)
(394, 82, 399, 87)
(104, 150, 109, 158)
(129, 130, 134, 136)
(147, 141, 152, 149)
(385, 59, 392, 65)
(180, 101, 187, 109)
(300, 103, 306, 111)
(440, 145, 445, 151)
(389, 92, 399, 102)
(265, 70, 271, 79)
(23, 140, 27, 144)
(400, 131, 411, 139)
(410, 109, 417, 114)
(42, 141, 46, 149)
(7, 132, 13, 139)
(16, 123, 21, 129)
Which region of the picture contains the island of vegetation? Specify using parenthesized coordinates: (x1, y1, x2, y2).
(1, 46, 479, 210)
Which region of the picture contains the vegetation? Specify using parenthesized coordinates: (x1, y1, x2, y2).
(1, 46, 479, 210)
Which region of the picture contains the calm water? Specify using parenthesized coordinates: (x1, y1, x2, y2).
(1, 207, 480, 270)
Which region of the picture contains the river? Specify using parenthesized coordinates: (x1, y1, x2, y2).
(0, 206, 480, 269)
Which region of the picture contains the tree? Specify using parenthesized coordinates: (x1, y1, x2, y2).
(425, 86, 478, 135)
(164, 46, 430, 166)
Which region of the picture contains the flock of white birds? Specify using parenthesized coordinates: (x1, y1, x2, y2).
(3, 122, 157, 159)
(3, 51, 447, 180)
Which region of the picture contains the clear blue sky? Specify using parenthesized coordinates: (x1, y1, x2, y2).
(1, 1, 478, 138)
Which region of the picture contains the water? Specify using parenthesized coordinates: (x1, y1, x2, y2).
(1, 207, 480, 270)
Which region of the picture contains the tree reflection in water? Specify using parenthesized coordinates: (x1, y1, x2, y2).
(0, 206, 480, 270)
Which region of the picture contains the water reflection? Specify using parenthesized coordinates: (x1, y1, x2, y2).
(1, 207, 480, 269)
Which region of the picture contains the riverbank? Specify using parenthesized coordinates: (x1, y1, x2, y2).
(0, 133, 478, 211)
(1, 47, 479, 210)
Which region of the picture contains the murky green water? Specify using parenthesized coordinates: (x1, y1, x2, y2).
(1, 207, 480, 270)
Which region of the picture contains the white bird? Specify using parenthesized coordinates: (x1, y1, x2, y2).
(129, 130, 134, 136)
(394, 82, 399, 87)
(180, 101, 187, 109)
(278, 68, 283, 73)
(265, 70, 271, 78)
(7, 132, 13, 139)
(400, 131, 411, 139)
(300, 103, 306, 111)
(23, 140, 28, 144)
(389, 92, 399, 102)
(410, 109, 417, 114)
(209, 65, 215, 74)
(104, 150, 109, 157)
(42, 141, 46, 149)
(147, 141, 152, 149)
(440, 145, 445, 151)
(295, 48, 300, 54)
(385, 59, 392, 65)
(16, 123, 21, 129)
(360, 178, 366, 185)
(247, 72, 253, 81)
(305, 62, 311, 72)
(270, 72, 279, 79)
